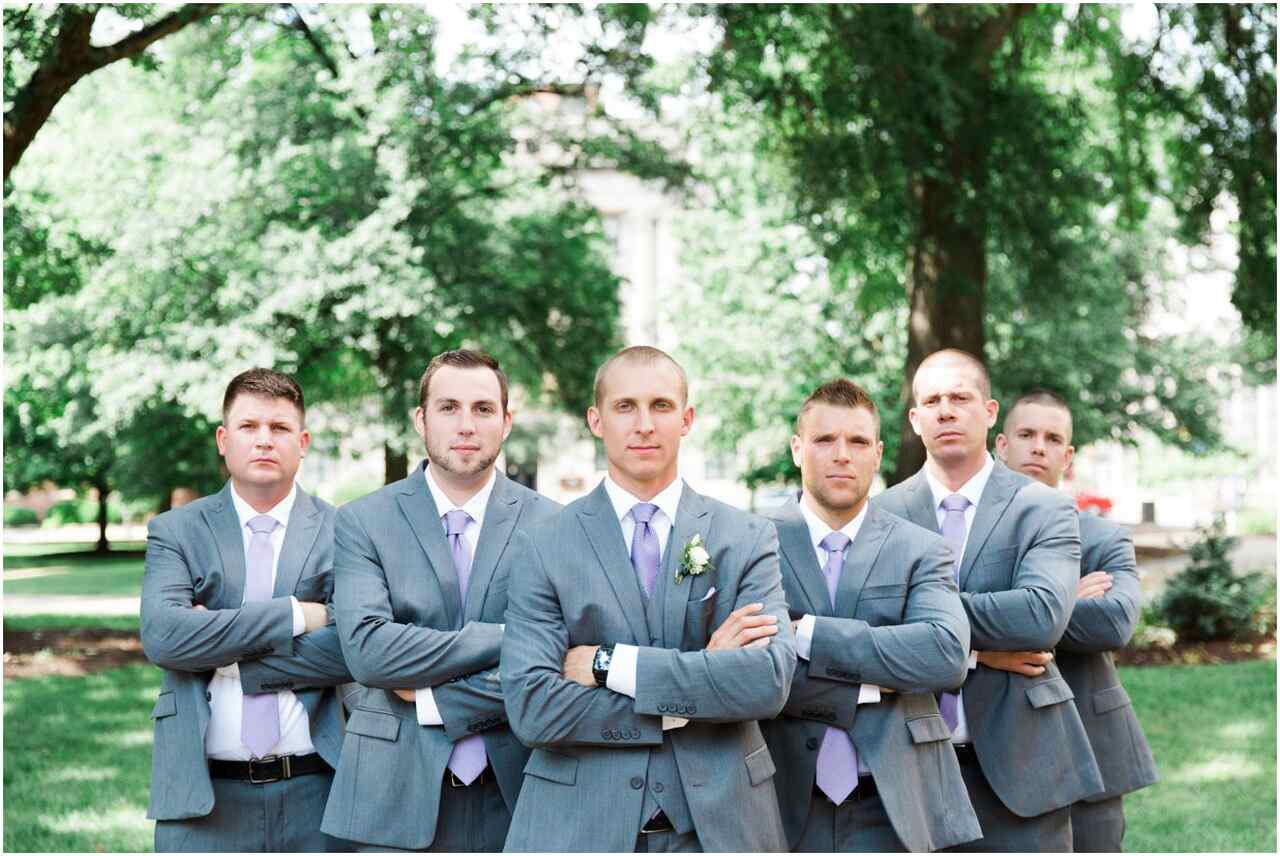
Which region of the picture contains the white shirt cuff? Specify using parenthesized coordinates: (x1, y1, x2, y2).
(858, 683, 881, 704)
(213, 662, 239, 679)
(795, 614, 816, 660)
(662, 715, 689, 730)
(415, 687, 443, 726)
(290, 596, 305, 636)
(606, 644, 639, 698)
(968, 651, 978, 670)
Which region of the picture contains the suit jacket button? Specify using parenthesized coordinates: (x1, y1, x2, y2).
(654, 782, 665, 793)
(630, 777, 644, 790)
(806, 737, 819, 750)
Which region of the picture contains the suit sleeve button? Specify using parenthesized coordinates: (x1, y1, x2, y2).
(687, 704, 696, 714)
(630, 776, 644, 790)
(658, 703, 668, 713)
(602, 729, 611, 739)
(806, 737, 819, 750)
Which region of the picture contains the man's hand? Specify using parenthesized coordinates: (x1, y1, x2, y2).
(976, 650, 1053, 676)
(562, 645, 600, 687)
(393, 689, 416, 702)
(1077, 571, 1113, 600)
(299, 601, 328, 632)
(707, 603, 777, 651)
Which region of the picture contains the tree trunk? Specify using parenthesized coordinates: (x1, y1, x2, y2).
(93, 476, 111, 554)
(384, 443, 408, 485)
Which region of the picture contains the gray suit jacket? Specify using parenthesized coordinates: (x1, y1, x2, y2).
(760, 501, 981, 851)
(874, 461, 1105, 817)
(501, 481, 796, 852)
(1056, 513, 1158, 800)
(140, 483, 350, 821)
(321, 467, 560, 850)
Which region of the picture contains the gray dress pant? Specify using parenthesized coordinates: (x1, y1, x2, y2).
(795, 783, 907, 852)
(155, 768, 349, 852)
(353, 775, 509, 852)
(943, 753, 1072, 852)
(1071, 796, 1125, 852)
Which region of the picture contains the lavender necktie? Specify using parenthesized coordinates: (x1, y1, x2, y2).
(241, 514, 281, 758)
(938, 493, 972, 732)
(444, 509, 487, 784)
(630, 503, 661, 598)
(815, 530, 860, 805)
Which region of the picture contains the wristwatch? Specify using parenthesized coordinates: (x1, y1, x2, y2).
(592, 644, 615, 687)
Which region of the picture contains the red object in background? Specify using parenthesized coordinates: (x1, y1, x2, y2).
(1076, 493, 1113, 516)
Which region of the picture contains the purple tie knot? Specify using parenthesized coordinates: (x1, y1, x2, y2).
(819, 531, 851, 556)
(248, 514, 278, 535)
(444, 509, 472, 537)
(631, 502, 658, 525)
(941, 493, 971, 513)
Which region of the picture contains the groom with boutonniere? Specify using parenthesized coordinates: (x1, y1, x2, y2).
(501, 345, 796, 853)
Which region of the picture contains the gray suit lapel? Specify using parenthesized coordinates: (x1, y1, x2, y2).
(959, 461, 1022, 587)
(395, 468, 463, 626)
(274, 488, 322, 598)
(578, 483, 650, 646)
(467, 475, 521, 622)
(202, 484, 246, 609)
(901, 471, 940, 533)
(661, 484, 712, 648)
(836, 505, 892, 616)
(774, 501, 830, 615)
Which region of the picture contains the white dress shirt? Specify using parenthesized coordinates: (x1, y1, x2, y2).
(922, 451, 996, 744)
(414, 463, 497, 726)
(205, 484, 311, 760)
(597, 476, 689, 730)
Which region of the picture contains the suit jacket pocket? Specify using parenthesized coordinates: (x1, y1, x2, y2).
(905, 714, 952, 744)
(151, 691, 177, 719)
(346, 707, 401, 742)
(523, 749, 578, 785)
(1026, 676, 1075, 709)
(744, 744, 776, 786)
(1092, 684, 1132, 715)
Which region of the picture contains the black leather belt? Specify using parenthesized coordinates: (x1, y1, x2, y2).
(209, 753, 331, 784)
(815, 774, 878, 803)
(953, 743, 979, 764)
(641, 810, 674, 833)
(447, 768, 490, 788)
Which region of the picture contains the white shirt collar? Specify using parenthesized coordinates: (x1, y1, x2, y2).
(229, 482, 296, 531)
(798, 494, 869, 553)
(423, 462, 496, 527)
(602, 475, 684, 525)
(924, 451, 995, 513)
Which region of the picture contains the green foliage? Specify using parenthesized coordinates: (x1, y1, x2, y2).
(4, 506, 40, 527)
(1158, 519, 1273, 641)
(41, 498, 125, 527)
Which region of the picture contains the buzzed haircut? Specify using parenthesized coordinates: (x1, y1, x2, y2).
(796, 378, 881, 436)
(1004, 388, 1073, 438)
(592, 345, 689, 408)
(223, 368, 305, 423)
(418, 349, 509, 413)
(912, 348, 992, 403)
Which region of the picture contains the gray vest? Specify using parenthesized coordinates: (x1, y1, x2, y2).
(637, 568, 695, 835)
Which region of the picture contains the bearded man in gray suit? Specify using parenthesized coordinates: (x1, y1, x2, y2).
(322, 350, 560, 851)
(502, 345, 795, 853)
(874, 350, 1104, 851)
(991, 389, 1158, 851)
(141, 368, 352, 852)
(761, 379, 981, 852)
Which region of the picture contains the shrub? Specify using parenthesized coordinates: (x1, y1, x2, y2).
(1158, 519, 1272, 642)
(44, 499, 87, 525)
(3, 506, 39, 527)
(1130, 603, 1178, 650)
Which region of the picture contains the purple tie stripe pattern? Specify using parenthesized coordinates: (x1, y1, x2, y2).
(938, 493, 972, 732)
(241, 514, 282, 759)
(443, 508, 487, 785)
(815, 530, 860, 805)
(630, 502, 661, 599)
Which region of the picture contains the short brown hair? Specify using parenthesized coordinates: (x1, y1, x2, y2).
(418, 349, 509, 413)
(592, 345, 689, 408)
(796, 378, 880, 436)
(223, 368, 305, 423)
(912, 348, 991, 404)
(1004, 388, 1073, 439)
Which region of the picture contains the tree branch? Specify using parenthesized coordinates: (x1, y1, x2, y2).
(282, 3, 340, 79)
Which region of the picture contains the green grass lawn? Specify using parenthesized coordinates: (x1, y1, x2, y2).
(3, 548, 145, 598)
(2, 656, 1274, 852)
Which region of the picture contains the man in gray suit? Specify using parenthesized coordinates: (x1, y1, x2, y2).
(322, 349, 559, 851)
(761, 378, 980, 852)
(502, 345, 796, 852)
(874, 350, 1104, 851)
(991, 389, 1158, 851)
(141, 368, 353, 852)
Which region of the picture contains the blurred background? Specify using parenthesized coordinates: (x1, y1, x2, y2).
(3, 3, 1275, 852)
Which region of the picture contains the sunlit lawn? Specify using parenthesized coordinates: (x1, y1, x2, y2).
(3, 546, 146, 598)
(2, 657, 1274, 852)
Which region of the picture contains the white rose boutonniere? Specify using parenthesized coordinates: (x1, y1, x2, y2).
(676, 534, 715, 584)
